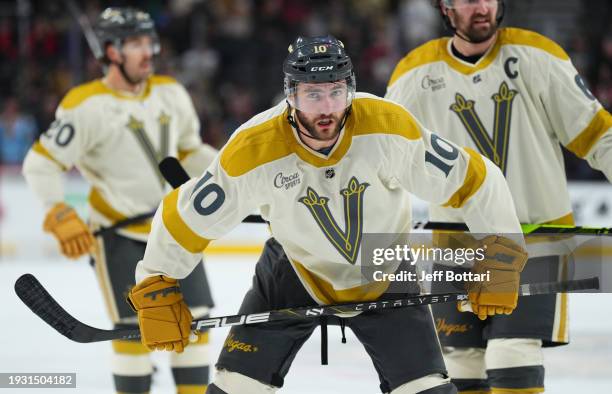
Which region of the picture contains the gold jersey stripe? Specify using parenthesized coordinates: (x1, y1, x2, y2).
(60, 75, 178, 109)
(31, 141, 68, 170)
(193, 331, 209, 344)
(544, 212, 575, 226)
(566, 109, 612, 158)
(220, 113, 292, 177)
(291, 259, 389, 304)
(176, 384, 208, 394)
(112, 339, 151, 355)
(443, 147, 486, 208)
(88, 188, 152, 234)
(178, 150, 195, 161)
(388, 27, 569, 86)
(205, 244, 264, 255)
(524, 213, 575, 245)
(162, 188, 211, 253)
(490, 387, 544, 394)
(91, 230, 120, 323)
(500, 27, 569, 60)
(350, 98, 421, 140)
(556, 256, 569, 343)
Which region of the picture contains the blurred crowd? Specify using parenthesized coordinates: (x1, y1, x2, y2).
(0, 0, 610, 180)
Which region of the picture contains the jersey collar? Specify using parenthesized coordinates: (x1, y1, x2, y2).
(280, 106, 354, 167)
(442, 32, 503, 75)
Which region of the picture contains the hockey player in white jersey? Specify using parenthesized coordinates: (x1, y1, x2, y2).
(385, 1, 612, 393)
(126, 35, 530, 394)
(22, 7, 218, 394)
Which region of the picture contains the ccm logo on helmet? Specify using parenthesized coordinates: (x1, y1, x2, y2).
(311, 66, 334, 72)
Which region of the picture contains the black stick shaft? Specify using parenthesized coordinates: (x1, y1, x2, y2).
(14, 274, 599, 343)
(92, 212, 155, 237)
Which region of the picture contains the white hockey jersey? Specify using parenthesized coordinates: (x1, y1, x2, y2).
(23, 75, 216, 241)
(137, 93, 522, 305)
(386, 28, 612, 225)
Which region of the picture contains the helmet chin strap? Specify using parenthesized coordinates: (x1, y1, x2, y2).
(286, 101, 352, 142)
(454, 29, 495, 45)
(111, 48, 143, 87)
(453, 29, 477, 44)
(114, 60, 144, 86)
(117, 63, 142, 86)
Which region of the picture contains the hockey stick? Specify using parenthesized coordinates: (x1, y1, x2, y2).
(160, 156, 612, 235)
(92, 211, 155, 237)
(62, 0, 103, 60)
(14, 273, 599, 343)
(414, 221, 612, 236)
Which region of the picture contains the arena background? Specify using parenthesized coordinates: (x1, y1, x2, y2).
(0, 1, 611, 393)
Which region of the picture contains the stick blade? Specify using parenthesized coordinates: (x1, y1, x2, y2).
(14, 274, 139, 343)
(14, 274, 86, 341)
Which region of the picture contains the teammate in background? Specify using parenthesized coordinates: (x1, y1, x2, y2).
(126, 35, 529, 394)
(22, 7, 218, 394)
(386, 1, 612, 393)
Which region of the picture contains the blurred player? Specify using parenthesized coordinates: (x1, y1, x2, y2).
(22, 7, 218, 394)
(386, 1, 612, 393)
(126, 35, 530, 394)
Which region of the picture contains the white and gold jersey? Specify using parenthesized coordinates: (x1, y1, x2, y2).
(23, 75, 216, 241)
(137, 94, 522, 305)
(386, 28, 612, 225)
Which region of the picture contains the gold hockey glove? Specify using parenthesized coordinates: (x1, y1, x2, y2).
(127, 275, 193, 353)
(43, 203, 95, 259)
(461, 236, 528, 320)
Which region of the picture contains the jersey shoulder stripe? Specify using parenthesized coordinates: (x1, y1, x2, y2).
(59, 80, 110, 110)
(388, 28, 569, 87)
(499, 27, 569, 61)
(220, 108, 291, 177)
(149, 74, 178, 86)
(387, 38, 448, 87)
(350, 95, 421, 140)
(59, 74, 179, 110)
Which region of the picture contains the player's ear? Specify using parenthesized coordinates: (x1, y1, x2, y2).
(105, 43, 121, 63)
(441, 3, 456, 28)
(440, 2, 450, 17)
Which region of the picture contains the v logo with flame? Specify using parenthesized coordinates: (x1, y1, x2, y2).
(450, 81, 518, 174)
(299, 177, 370, 265)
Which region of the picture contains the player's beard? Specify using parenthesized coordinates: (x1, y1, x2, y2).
(455, 11, 498, 44)
(295, 110, 344, 142)
(122, 58, 153, 85)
